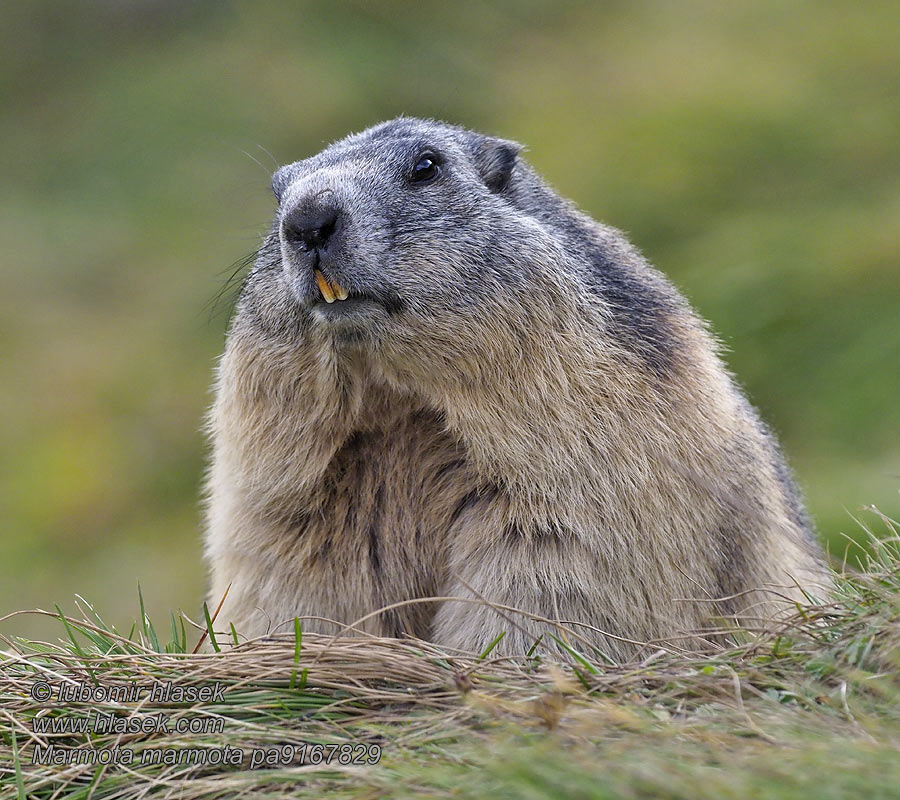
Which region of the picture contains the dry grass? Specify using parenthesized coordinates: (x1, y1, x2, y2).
(1, 526, 899, 799)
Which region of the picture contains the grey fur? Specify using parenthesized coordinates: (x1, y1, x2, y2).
(204, 117, 830, 660)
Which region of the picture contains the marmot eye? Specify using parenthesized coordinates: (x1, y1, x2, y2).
(410, 153, 441, 185)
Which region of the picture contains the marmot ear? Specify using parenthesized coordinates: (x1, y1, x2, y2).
(471, 135, 521, 194)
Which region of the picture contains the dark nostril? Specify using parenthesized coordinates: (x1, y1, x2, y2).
(312, 212, 337, 248)
(283, 204, 340, 251)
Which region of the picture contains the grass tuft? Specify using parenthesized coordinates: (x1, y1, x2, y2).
(1, 529, 899, 798)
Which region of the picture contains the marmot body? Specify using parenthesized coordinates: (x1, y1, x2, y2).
(204, 118, 828, 659)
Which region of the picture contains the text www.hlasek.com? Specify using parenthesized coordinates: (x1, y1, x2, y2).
(32, 710, 223, 735)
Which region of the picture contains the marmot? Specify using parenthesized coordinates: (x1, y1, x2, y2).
(204, 117, 829, 660)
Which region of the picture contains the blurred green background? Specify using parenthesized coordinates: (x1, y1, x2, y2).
(1, 0, 898, 640)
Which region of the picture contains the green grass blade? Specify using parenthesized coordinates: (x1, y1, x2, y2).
(138, 583, 161, 652)
(525, 634, 544, 659)
(169, 610, 181, 653)
(549, 634, 599, 675)
(477, 631, 506, 661)
(11, 728, 27, 800)
(289, 617, 303, 689)
(55, 604, 97, 683)
(203, 601, 220, 653)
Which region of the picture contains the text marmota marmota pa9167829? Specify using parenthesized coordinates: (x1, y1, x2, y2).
(203, 118, 830, 660)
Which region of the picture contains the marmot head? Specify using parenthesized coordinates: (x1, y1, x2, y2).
(240, 118, 582, 359)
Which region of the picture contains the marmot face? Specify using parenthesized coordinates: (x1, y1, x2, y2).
(242, 118, 564, 364)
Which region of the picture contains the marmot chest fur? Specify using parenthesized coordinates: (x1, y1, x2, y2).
(204, 117, 829, 660)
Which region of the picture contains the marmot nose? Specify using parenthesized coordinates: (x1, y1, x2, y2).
(282, 203, 340, 252)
